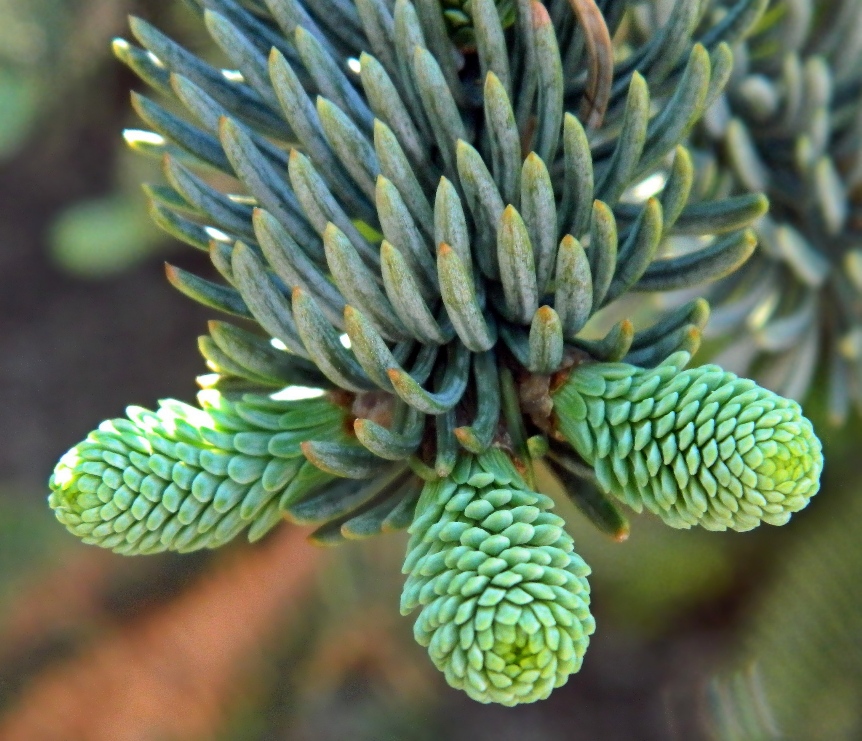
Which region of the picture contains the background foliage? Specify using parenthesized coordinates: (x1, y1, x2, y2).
(0, 0, 859, 738)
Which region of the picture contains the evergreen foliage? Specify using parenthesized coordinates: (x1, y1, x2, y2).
(48, 0, 829, 704)
(657, 0, 862, 421)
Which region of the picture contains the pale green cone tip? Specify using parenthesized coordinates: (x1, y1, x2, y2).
(401, 450, 594, 706)
(48, 390, 348, 555)
(551, 352, 824, 532)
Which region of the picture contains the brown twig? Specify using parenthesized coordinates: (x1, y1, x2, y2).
(568, 0, 614, 129)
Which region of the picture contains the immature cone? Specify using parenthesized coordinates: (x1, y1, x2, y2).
(552, 352, 824, 532)
(49, 391, 348, 554)
(401, 450, 594, 705)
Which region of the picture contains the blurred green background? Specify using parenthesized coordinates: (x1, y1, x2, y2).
(0, 1, 859, 739)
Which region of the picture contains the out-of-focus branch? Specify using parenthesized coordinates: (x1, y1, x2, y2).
(0, 549, 118, 651)
(0, 526, 323, 741)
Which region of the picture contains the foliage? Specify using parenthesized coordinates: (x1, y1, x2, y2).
(637, 0, 862, 422)
(46, 0, 828, 705)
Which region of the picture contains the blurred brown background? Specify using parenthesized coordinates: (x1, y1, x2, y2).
(0, 2, 858, 739)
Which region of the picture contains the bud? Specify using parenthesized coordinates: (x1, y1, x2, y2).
(552, 352, 824, 531)
(442, 0, 517, 49)
(401, 451, 594, 705)
(49, 391, 348, 554)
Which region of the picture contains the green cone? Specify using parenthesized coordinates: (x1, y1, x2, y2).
(401, 450, 594, 705)
(552, 352, 824, 532)
(49, 390, 349, 554)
